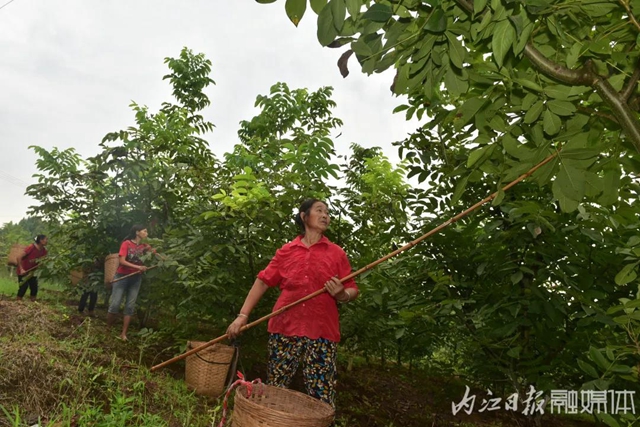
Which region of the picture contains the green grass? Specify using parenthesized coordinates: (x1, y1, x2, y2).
(0, 269, 66, 297)
(0, 296, 223, 427)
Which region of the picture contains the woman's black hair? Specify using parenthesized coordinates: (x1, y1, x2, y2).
(124, 224, 146, 241)
(35, 234, 47, 244)
(294, 198, 326, 235)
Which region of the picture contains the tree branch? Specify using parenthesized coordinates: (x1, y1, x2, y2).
(453, 0, 640, 153)
(576, 106, 618, 124)
(522, 45, 597, 86)
(622, 60, 640, 101)
(619, 0, 640, 33)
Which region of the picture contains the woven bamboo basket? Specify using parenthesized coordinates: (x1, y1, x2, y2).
(104, 253, 119, 285)
(185, 341, 235, 397)
(232, 383, 334, 427)
(69, 269, 85, 286)
(7, 244, 26, 266)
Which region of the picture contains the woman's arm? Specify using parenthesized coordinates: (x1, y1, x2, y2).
(119, 255, 147, 272)
(226, 278, 270, 338)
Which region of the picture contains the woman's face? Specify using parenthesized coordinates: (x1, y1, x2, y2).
(136, 229, 148, 240)
(302, 202, 330, 233)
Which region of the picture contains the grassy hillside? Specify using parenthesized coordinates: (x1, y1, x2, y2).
(0, 277, 599, 427)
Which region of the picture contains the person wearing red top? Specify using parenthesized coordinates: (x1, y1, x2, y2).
(107, 225, 157, 341)
(227, 199, 358, 409)
(16, 234, 48, 301)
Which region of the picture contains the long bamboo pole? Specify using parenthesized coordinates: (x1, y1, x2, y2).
(150, 150, 559, 372)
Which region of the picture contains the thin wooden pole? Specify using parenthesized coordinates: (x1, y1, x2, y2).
(108, 265, 158, 285)
(150, 151, 559, 372)
(17, 265, 38, 281)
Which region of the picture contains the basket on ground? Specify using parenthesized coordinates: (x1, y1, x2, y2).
(185, 341, 235, 397)
(104, 253, 119, 285)
(7, 244, 26, 266)
(232, 383, 334, 427)
(69, 269, 85, 286)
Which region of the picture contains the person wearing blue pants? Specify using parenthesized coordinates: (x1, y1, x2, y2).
(107, 225, 157, 341)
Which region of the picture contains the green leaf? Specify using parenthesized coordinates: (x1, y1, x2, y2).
(331, 0, 346, 31)
(317, 4, 338, 46)
(615, 262, 639, 286)
(543, 109, 561, 135)
(560, 148, 600, 160)
(628, 236, 640, 247)
(362, 3, 392, 22)
(446, 32, 466, 69)
(598, 168, 621, 205)
(556, 163, 585, 200)
(477, 262, 487, 275)
(521, 93, 538, 110)
(506, 346, 521, 358)
(566, 42, 583, 68)
(511, 270, 523, 284)
(623, 297, 640, 308)
(544, 85, 591, 99)
(425, 7, 447, 33)
(456, 97, 486, 128)
(514, 78, 543, 92)
(492, 189, 505, 206)
(584, 172, 604, 197)
(255, 0, 277, 3)
(452, 175, 469, 204)
(589, 346, 610, 371)
(345, 0, 360, 16)
(513, 18, 534, 55)
(444, 68, 469, 97)
(581, 228, 603, 243)
(596, 413, 621, 427)
(502, 134, 533, 160)
(474, 0, 488, 13)
(285, 0, 307, 26)
(467, 145, 492, 168)
(547, 100, 576, 116)
(395, 328, 406, 339)
(533, 157, 558, 187)
(578, 359, 599, 378)
(552, 179, 579, 212)
(310, 0, 328, 14)
(492, 20, 516, 68)
(524, 100, 544, 124)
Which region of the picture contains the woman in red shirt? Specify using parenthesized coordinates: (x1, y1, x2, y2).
(227, 199, 358, 408)
(16, 234, 48, 301)
(107, 225, 155, 341)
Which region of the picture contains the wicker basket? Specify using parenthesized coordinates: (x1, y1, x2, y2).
(185, 341, 235, 397)
(232, 383, 334, 427)
(104, 253, 119, 285)
(7, 244, 26, 266)
(69, 269, 85, 286)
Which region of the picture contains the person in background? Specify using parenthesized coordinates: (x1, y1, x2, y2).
(78, 258, 103, 317)
(226, 198, 358, 410)
(107, 225, 158, 341)
(16, 235, 48, 301)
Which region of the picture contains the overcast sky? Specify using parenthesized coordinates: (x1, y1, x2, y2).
(0, 1, 420, 226)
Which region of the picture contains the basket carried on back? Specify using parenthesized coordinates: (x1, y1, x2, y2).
(185, 341, 235, 397)
(232, 383, 334, 427)
(69, 269, 85, 286)
(7, 244, 26, 266)
(104, 253, 119, 285)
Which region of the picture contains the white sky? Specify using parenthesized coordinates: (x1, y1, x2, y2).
(0, 0, 420, 226)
